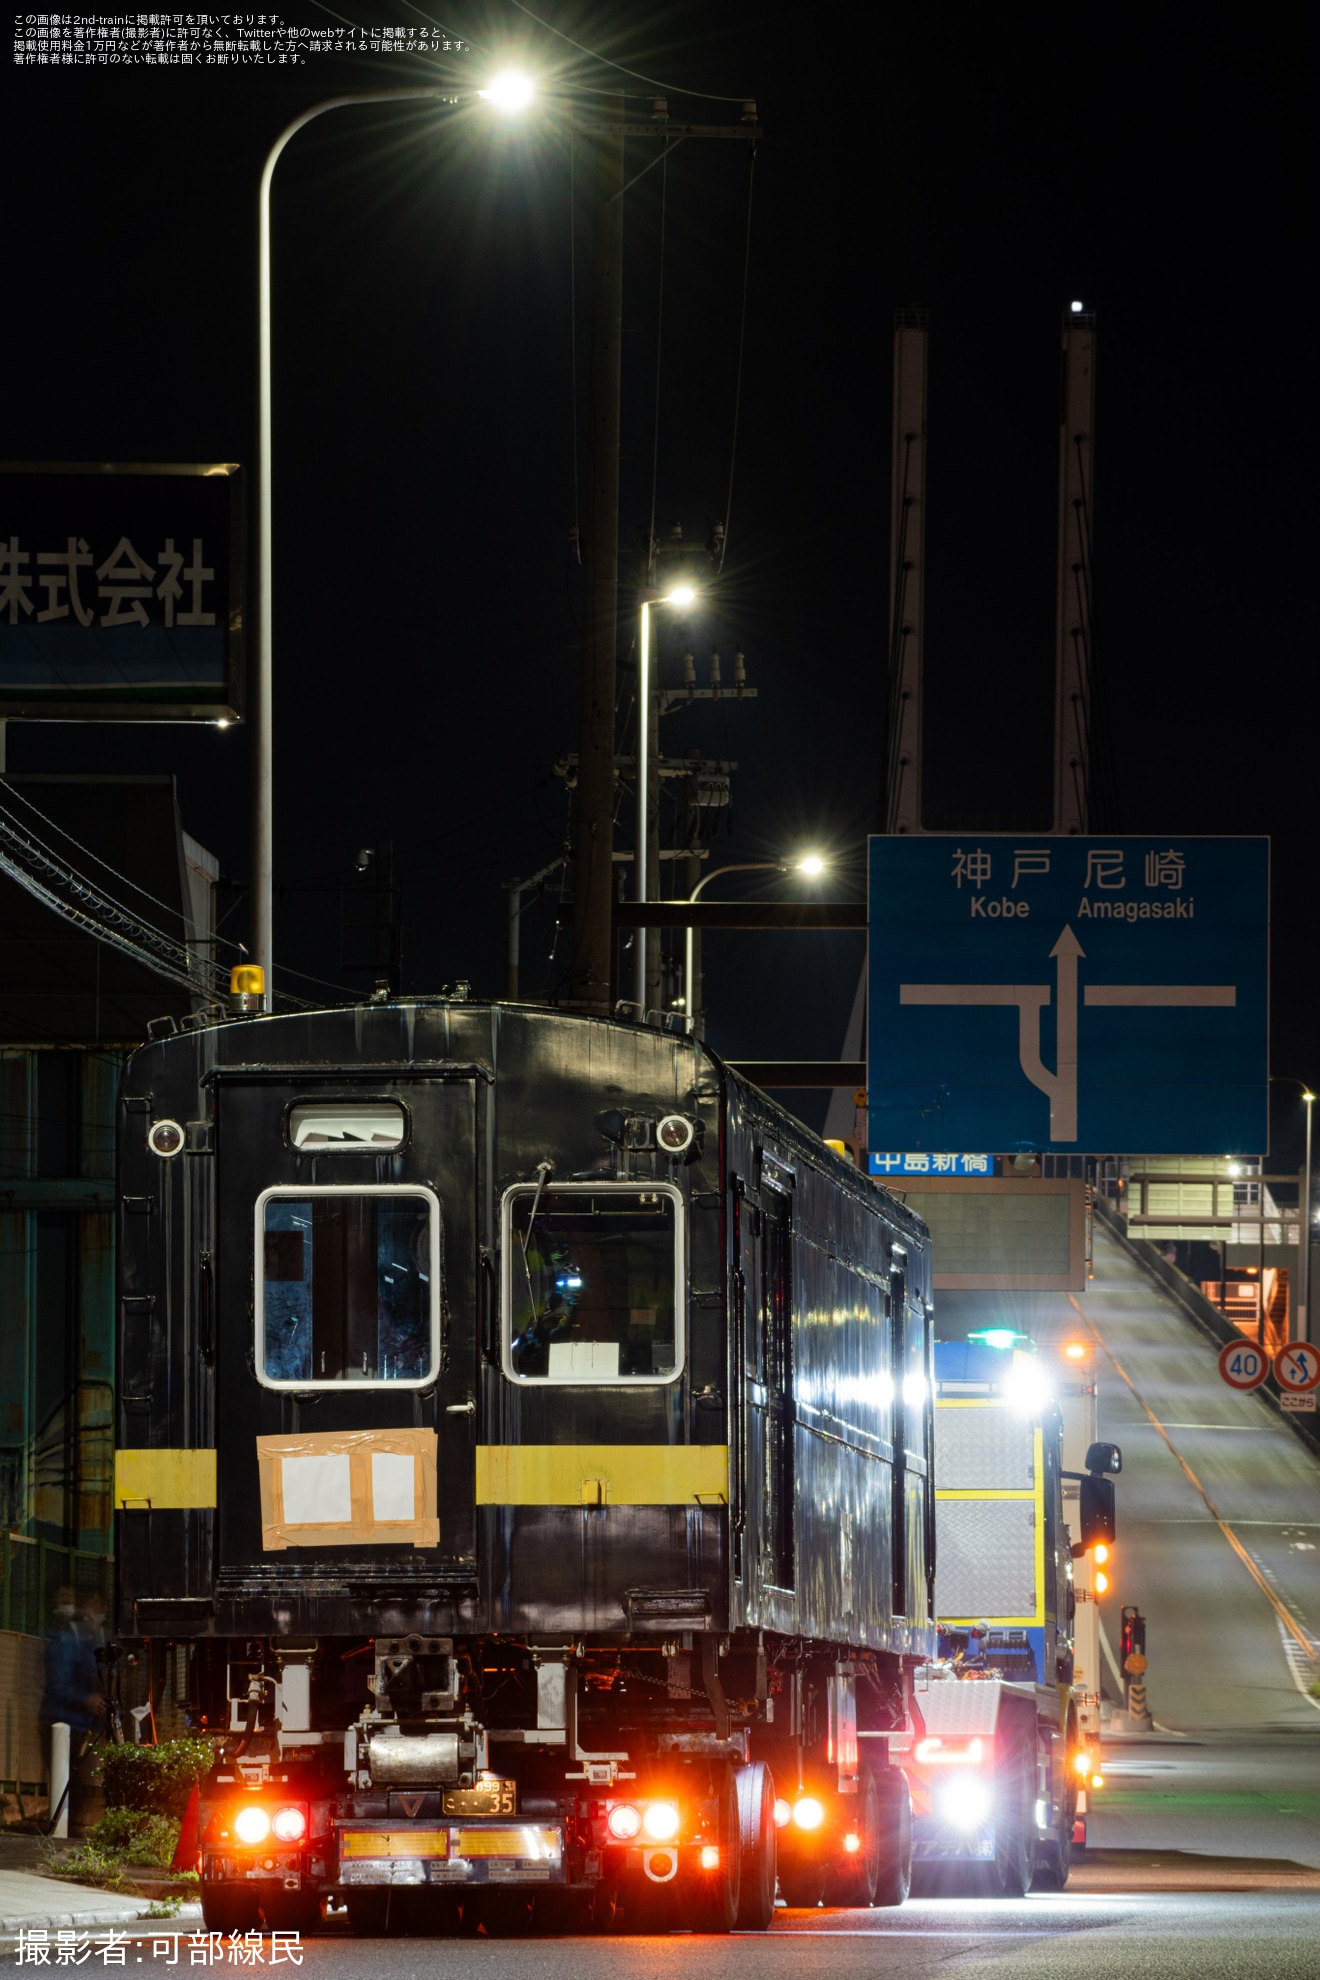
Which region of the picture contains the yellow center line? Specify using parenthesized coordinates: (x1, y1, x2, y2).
(1068, 1294, 1319, 1666)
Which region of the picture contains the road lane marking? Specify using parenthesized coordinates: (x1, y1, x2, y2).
(1276, 1618, 1320, 1714)
(1069, 1296, 1319, 1670)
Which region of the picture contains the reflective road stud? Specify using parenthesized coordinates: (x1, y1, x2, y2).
(1218, 1341, 1269, 1390)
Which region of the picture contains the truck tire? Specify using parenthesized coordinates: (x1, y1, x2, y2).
(987, 1740, 1035, 1898)
(871, 1763, 913, 1908)
(688, 1763, 742, 1933)
(1033, 1742, 1074, 1893)
(733, 1760, 777, 1930)
(824, 1764, 881, 1908)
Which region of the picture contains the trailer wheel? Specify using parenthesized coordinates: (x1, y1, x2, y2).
(733, 1761, 777, 1931)
(871, 1764, 913, 1908)
(200, 1884, 259, 1935)
(688, 1763, 742, 1933)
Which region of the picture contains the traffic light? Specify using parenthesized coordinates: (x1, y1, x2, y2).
(1120, 1606, 1146, 1666)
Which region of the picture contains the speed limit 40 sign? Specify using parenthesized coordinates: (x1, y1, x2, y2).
(1218, 1340, 1269, 1390)
(1273, 1342, 1320, 1412)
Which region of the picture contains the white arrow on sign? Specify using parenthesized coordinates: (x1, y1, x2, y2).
(902, 926, 1236, 1142)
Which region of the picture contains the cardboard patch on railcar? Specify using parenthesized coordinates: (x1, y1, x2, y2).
(256, 1428, 439, 1550)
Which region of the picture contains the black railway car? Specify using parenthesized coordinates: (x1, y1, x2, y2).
(115, 999, 935, 1934)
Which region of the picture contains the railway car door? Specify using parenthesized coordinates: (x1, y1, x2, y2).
(212, 1075, 479, 1583)
(759, 1180, 796, 1591)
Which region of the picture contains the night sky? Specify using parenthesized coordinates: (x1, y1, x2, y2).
(4, 6, 1310, 1153)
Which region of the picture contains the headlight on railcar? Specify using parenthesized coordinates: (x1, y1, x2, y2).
(606, 1803, 642, 1841)
(233, 1805, 271, 1845)
(271, 1806, 307, 1842)
(642, 1801, 681, 1842)
(791, 1797, 825, 1831)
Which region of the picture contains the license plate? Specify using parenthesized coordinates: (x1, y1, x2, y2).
(442, 1780, 517, 1816)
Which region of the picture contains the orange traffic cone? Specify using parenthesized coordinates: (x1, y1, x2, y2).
(171, 1782, 200, 1873)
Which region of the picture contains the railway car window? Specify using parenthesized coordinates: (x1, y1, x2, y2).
(255, 1186, 439, 1389)
(288, 1102, 405, 1151)
(501, 1183, 683, 1385)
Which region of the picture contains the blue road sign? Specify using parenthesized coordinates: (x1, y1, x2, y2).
(867, 836, 1268, 1155)
(868, 1153, 992, 1177)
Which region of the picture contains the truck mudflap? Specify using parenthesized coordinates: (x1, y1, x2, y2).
(335, 1820, 568, 1888)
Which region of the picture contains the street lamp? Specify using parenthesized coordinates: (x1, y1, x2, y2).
(252, 75, 535, 1008)
(634, 585, 697, 1009)
(683, 853, 828, 1031)
(1302, 1089, 1315, 1344)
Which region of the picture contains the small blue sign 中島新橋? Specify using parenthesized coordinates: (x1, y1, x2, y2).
(867, 836, 1268, 1155)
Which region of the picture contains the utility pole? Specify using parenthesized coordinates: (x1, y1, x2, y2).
(1053, 306, 1097, 835)
(884, 307, 929, 837)
(569, 102, 760, 1014)
(570, 99, 626, 1013)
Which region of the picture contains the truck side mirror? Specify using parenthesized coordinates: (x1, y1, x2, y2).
(1079, 1473, 1116, 1550)
(1085, 1440, 1122, 1475)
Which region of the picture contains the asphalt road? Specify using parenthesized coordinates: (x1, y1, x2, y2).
(6, 1893, 1319, 1980)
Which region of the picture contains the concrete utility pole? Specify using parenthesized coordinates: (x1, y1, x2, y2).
(570, 104, 759, 1013)
(570, 100, 626, 1013)
(884, 307, 929, 837)
(1053, 306, 1097, 835)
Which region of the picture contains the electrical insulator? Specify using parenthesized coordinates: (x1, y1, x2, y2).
(709, 652, 722, 692)
(733, 650, 746, 689)
(682, 652, 696, 688)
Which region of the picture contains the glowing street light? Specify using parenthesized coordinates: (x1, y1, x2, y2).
(682, 852, 829, 1030)
(480, 70, 535, 113)
(252, 76, 535, 1007)
(634, 586, 698, 1009)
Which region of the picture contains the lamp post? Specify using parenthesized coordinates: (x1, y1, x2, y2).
(253, 75, 533, 1008)
(683, 854, 826, 1031)
(634, 585, 695, 1011)
(1301, 1089, 1314, 1344)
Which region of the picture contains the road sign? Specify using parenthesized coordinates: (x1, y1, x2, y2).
(868, 1153, 991, 1178)
(1218, 1340, 1269, 1390)
(1273, 1343, 1320, 1393)
(867, 836, 1267, 1154)
(1280, 1394, 1318, 1413)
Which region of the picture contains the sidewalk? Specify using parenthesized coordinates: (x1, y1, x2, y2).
(0, 1863, 201, 1946)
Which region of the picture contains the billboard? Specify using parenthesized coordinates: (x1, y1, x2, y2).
(0, 461, 242, 720)
(868, 835, 1268, 1155)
